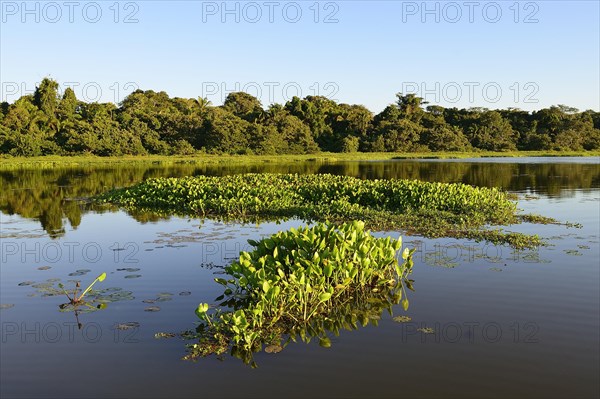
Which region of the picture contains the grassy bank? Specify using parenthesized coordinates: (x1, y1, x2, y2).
(1, 150, 598, 169)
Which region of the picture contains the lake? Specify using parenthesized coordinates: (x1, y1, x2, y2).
(1, 157, 599, 398)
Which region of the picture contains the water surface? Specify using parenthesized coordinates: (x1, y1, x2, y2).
(1, 158, 598, 398)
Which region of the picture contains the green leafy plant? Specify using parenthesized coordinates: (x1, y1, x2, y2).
(184, 221, 415, 365)
(96, 173, 548, 248)
(58, 272, 107, 304)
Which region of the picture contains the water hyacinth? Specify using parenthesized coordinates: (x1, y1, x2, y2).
(96, 173, 543, 247)
(187, 221, 415, 364)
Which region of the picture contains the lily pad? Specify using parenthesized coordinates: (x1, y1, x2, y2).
(155, 296, 172, 302)
(115, 322, 140, 330)
(142, 299, 156, 304)
(179, 291, 192, 296)
(94, 290, 134, 303)
(32, 282, 54, 289)
(144, 306, 161, 312)
(68, 269, 91, 276)
(417, 327, 435, 334)
(393, 316, 412, 323)
(37, 266, 52, 270)
(124, 274, 142, 279)
(154, 332, 176, 339)
(18, 281, 35, 286)
(116, 268, 141, 272)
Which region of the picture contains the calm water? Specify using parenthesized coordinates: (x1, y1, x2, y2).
(1, 158, 599, 398)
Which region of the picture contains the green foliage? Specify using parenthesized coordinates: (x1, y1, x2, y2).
(186, 221, 415, 364)
(341, 135, 360, 153)
(2, 78, 599, 156)
(223, 92, 263, 122)
(96, 173, 544, 247)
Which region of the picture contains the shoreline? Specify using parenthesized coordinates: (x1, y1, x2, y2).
(1, 150, 599, 169)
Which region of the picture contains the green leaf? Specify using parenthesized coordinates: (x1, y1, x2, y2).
(318, 292, 332, 302)
(262, 281, 270, 293)
(324, 263, 333, 277)
(214, 278, 228, 286)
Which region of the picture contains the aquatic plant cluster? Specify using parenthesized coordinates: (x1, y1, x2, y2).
(187, 221, 415, 364)
(96, 173, 541, 247)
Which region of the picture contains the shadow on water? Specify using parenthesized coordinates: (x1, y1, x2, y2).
(1, 159, 598, 237)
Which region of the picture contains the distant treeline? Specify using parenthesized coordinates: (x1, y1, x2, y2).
(1, 78, 599, 156)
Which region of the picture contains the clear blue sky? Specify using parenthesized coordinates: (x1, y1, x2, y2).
(1, 0, 598, 112)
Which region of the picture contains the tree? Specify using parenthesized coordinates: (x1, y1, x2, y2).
(262, 105, 319, 154)
(33, 78, 60, 116)
(465, 110, 517, 151)
(284, 95, 337, 150)
(422, 124, 471, 151)
(395, 93, 427, 123)
(370, 118, 423, 152)
(200, 107, 250, 154)
(223, 92, 263, 122)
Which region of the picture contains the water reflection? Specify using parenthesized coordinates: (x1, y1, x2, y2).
(1, 159, 598, 237)
(184, 276, 414, 367)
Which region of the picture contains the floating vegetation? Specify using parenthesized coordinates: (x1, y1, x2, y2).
(417, 327, 435, 334)
(93, 289, 135, 304)
(424, 252, 460, 269)
(511, 249, 551, 264)
(114, 322, 140, 331)
(0, 304, 15, 310)
(16, 274, 133, 313)
(117, 268, 141, 272)
(124, 274, 143, 279)
(58, 273, 107, 305)
(144, 306, 161, 312)
(489, 267, 503, 272)
(18, 281, 35, 286)
(393, 316, 412, 323)
(37, 266, 52, 271)
(564, 249, 583, 256)
(32, 282, 54, 289)
(577, 245, 591, 250)
(157, 293, 173, 301)
(142, 292, 175, 304)
(95, 173, 550, 248)
(179, 291, 192, 296)
(155, 332, 176, 339)
(184, 221, 415, 366)
(264, 344, 283, 354)
(68, 269, 92, 277)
